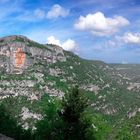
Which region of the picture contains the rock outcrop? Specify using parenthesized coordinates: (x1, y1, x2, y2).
(0, 35, 66, 74)
(0, 134, 14, 140)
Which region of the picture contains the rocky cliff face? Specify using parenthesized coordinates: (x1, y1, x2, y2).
(0, 35, 67, 101)
(0, 35, 66, 74)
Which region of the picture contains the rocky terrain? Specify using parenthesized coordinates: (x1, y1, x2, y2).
(110, 64, 140, 92)
(0, 35, 140, 139)
(0, 134, 14, 140)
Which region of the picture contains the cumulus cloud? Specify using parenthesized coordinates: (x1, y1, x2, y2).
(122, 32, 140, 44)
(47, 36, 76, 51)
(47, 36, 61, 46)
(62, 39, 77, 51)
(47, 4, 69, 19)
(74, 12, 129, 36)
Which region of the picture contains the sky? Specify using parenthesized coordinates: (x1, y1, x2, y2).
(0, 0, 140, 63)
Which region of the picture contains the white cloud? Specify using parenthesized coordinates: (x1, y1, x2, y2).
(47, 36, 76, 51)
(62, 39, 76, 51)
(74, 12, 129, 36)
(122, 32, 140, 44)
(47, 4, 69, 19)
(34, 9, 46, 19)
(47, 36, 61, 46)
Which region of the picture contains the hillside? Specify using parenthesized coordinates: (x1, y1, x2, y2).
(110, 64, 140, 92)
(0, 35, 140, 139)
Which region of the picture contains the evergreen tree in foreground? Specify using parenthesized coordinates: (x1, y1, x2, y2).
(59, 86, 96, 140)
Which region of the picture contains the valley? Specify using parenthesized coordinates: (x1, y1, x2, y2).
(0, 35, 140, 139)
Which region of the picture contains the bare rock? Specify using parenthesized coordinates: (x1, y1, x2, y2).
(0, 134, 14, 140)
(0, 35, 66, 74)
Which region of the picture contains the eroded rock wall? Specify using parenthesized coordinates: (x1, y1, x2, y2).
(0, 35, 66, 74)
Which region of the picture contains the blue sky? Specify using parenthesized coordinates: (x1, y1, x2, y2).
(0, 0, 140, 63)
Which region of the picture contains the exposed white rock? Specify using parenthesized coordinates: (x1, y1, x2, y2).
(127, 82, 140, 91)
(104, 108, 117, 115)
(70, 66, 73, 69)
(34, 73, 44, 82)
(0, 36, 66, 74)
(45, 85, 65, 98)
(28, 94, 38, 101)
(128, 111, 137, 119)
(22, 122, 29, 130)
(21, 107, 42, 121)
(49, 68, 64, 77)
(98, 95, 102, 99)
(82, 84, 100, 94)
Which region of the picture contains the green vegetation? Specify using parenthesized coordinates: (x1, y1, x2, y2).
(27, 40, 52, 51)
(0, 71, 37, 81)
(1, 85, 139, 140)
(12, 37, 25, 43)
(35, 96, 63, 140)
(59, 86, 95, 140)
(0, 87, 112, 140)
(35, 87, 97, 140)
(115, 112, 140, 140)
(44, 75, 69, 92)
(0, 103, 34, 140)
(0, 36, 140, 139)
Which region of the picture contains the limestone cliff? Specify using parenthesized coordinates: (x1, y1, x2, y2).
(0, 35, 66, 74)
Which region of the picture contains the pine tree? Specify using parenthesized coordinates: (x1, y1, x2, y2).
(59, 86, 96, 140)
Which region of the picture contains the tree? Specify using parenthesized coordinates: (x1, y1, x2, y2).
(0, 103, 20, 139)
(35, 96, 64, 140)
(0, 103, 33, 140)
(116, 126, 135, 140)
(59, 86, 96, 140)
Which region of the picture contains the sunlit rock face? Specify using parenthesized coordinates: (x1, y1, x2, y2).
(0, 35, 66, 74)
(10, 47, 28, 74)
(0, 41, 32, 74)
(15, 48, 26, 68)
